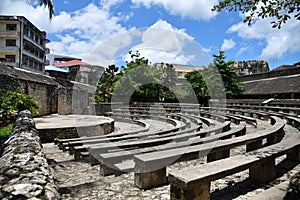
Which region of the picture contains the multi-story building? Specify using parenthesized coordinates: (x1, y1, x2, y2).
(0, 15, 49, 73)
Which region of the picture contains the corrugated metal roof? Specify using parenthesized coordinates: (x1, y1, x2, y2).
(53, 59, 87, 67)
(45, 65, 68, 73)
(242, 74, 300, 95)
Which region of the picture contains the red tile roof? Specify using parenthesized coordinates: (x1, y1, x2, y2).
(53, 59, 87, 67)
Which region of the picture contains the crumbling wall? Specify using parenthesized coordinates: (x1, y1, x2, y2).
(0, 63, 95, 116)
(0, 111, 60, 199)
(0, 68, 59, 116)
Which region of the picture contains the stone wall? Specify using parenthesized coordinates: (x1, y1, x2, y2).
(237, 65, 300, 82)
(38, 123, 114, 143)
(0, 63, 95, 116)
(0, 111, 60, 199)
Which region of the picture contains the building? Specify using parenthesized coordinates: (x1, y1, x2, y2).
(234, 60, 269, 76)
(239, 61, 300, 99)
(172, 64, 202, 81)
(46, 54, 81, 66)
(153, 63, 202, 84)
(45, 54, 105, 86)
(0, 15, 49, 73)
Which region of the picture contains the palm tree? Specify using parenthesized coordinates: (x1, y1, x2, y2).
(31, 0, 54, 19)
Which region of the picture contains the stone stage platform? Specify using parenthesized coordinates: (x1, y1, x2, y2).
(34, 114, 115, 143)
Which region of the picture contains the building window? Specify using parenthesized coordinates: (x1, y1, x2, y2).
(24, 27, 29, 36)
(177, 72, 183, 77)
(6, 24, 17, 31)
(6, 39, 16, 46)
(5, 55, 16, 62)
(22, 57, 28, 65)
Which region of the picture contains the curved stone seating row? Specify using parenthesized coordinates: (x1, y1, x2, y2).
(68, 115, 186, 158)
(132, 116, 285, 189)
(168, 116, 300, 200)
(88, 108, 261, 175)
(90, 121, 231, 168)
(95, 122, 246, 176)
(87, 119, 231, 167)
(68, 109, 229, 163)
(68, 114, 202, 160)
(226, 103, 300, 116)
(57, 118, 150, 151)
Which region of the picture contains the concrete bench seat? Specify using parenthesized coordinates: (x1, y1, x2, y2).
(168, 125, 300, 200)
(133, 117, 285, 189)
(67, 116, 184, 154)
(233, 114, 257, 126)
(71, 114, 220, 160)
(227, 104, 300, 116)
(286, 116, 300, 129)
(180, 113, 216, 126)
(86, 121, 231, 164)
(57, 118, 150, 150)
(94, 123, 246, 174)
(215, 107, 269, 120)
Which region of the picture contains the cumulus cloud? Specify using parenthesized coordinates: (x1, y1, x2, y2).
(0, 0, 51, 31)
(0, 1, 211, 66)
(236, 47, 249, 56)
(0, 0, 129, 59)
(86, 20, 211, 66)
(131, 0, 218, 21)
(228, 17, 300, 60)
(221, 39, 236, 51)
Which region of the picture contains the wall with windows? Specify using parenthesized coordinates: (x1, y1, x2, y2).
(0, 19, 21, 67)
(0, 16, 48, 73)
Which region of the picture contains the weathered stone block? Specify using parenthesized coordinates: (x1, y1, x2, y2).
(170, 181, 210, 200)
(135, 167, 167, 189)
(249, 158, 276, 183)
(207, 149, 230, 162)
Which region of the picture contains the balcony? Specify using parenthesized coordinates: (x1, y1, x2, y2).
(23, 50, 44, 63)
(0, 46, 19, 53)
(0, 31, 19, 38)
(24, 35, 45, 50)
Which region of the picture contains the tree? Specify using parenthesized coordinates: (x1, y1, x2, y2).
(211, 50, 242, 98)
(95, 51, 179, 103)
(185, 51, 242, 100)
(94, 64, 121, 103)
(185, 70, 207, 98)
(30, 0, 54, 19)
(212, 0, 300, 28)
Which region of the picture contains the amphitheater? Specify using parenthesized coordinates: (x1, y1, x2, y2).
(1, 64, 300, 200)
(26, 100, 300, 199)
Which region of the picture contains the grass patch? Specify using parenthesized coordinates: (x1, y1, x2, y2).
(0, 124, 13, 145)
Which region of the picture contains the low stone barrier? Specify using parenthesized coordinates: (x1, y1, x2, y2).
(0, 110, 60, 200)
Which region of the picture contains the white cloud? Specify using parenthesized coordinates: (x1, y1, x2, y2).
(221, 39, 236, 51)
(0, 1, 212, 66)
(86, 20, 211, 66)
(100, 0, 124, 11)
(0, 0, 130, 60)
(236, 47, 249, 56)
(0, 0, 51, 30)
(228, 17, 300, 60)
(131, 0, 218, 21)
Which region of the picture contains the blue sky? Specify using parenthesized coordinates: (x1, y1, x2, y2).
(1, 0, 300, 69)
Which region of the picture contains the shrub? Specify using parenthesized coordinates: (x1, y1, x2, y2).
(0, 88, 39, 127)
(0, 123, 13, 145)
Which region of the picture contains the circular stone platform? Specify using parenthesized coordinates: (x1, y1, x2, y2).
(34, 114, 115, 143)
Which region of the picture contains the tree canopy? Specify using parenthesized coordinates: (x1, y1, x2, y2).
(212, 0, 300, 28)
(30, 0, 54, 19)
(95, 51, 179, 103)
(185, 50, 242, 100)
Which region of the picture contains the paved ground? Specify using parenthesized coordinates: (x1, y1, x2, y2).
(42, 119, 300, 200)
(35, 114, 114, 129)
